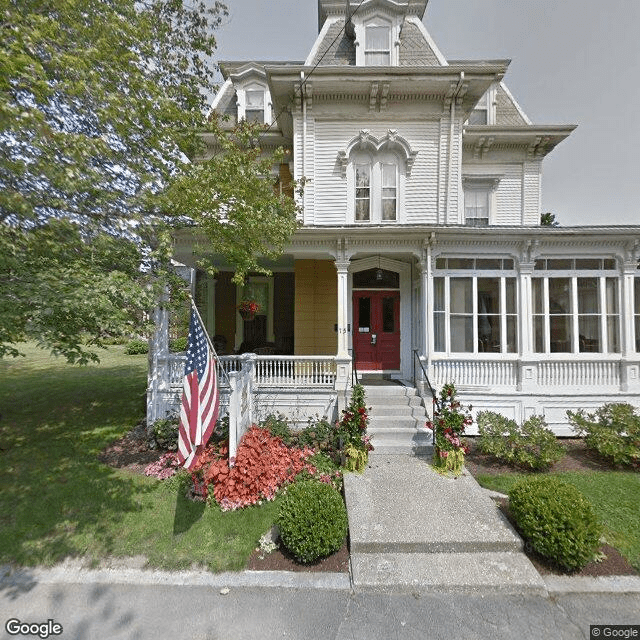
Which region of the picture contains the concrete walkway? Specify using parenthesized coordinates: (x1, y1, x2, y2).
(343, 455, 547, 594)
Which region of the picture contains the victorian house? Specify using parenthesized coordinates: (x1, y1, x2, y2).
(149, 0, 640, 443)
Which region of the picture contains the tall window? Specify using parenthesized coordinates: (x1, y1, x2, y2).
(355, 164, 371, 221)
(245, 89, 264, 123)
(352, 155, 400, 223)
(464, 189, 490, 227)
(433, 259, 517, 354)
(532, 276, 620, 353)
(381, 163, 397, 221)
(365, 23, 391, 65)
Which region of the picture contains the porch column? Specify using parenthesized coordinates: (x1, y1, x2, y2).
(621, 262, 640, 392)
(518, 261, 537, 393)
(416, 257, 429, 385)
(335, 260, 350, 358)
(334, 259, 352, 408)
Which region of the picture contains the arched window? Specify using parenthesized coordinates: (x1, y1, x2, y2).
(341, 130, 416, 224)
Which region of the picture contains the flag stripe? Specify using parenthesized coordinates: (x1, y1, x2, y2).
(177, 308, 220, 469)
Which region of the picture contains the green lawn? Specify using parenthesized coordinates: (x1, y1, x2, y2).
(476, 471, 640, 571)
(0, 343, 277, 570)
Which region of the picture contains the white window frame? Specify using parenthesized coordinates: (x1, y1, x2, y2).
(462, 175, 500, 226)
(355, 14, 399, 66)
(348, 151, 403, 224)
(237, 82, 271, 125)
(433, 262, 518, 355)
(532, 273, 621, 354)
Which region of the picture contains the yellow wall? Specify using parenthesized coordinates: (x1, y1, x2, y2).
(294, 260, 338, 355)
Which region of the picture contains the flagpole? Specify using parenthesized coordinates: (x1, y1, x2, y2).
(188, 294, 232, 387)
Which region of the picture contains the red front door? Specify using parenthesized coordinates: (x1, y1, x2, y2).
(353, 290, 400, 370)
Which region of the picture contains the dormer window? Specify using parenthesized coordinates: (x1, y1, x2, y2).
(245, 89, 265, 123)
(365, 22, 391, 65)
(467, 87, 496, 125)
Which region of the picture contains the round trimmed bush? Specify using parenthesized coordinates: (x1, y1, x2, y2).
(509, 476, 602, 572)
(125, 338, 148, 355)
(277, 480, 348, 564)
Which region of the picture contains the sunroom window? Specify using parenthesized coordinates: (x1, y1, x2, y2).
(532, 276, 620, 353)
(434, 273, 517, 354)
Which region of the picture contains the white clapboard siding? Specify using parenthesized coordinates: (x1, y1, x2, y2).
(311, 119, 442, 225)
(494, 164, 523, 225)
(522, 161, 542, 225)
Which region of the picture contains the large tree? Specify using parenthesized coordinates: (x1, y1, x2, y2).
(1, 0, 301, 362)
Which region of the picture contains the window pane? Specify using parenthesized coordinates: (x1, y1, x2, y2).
(577, 278, 599, 314)
(505, 279, 516, 314)
(434, 278, 445, 311)
(382, 198, 396, 221)
(382, 297, 395, 332)
(506, 316, 517, 353)
(503, 259, 514, 270)
(532, 279, 544, 314)
(366, 25, 389, 50)
(478, 278, 500, 351)
(450, 278, 472, 313)
(636, 279, 640, 314)
(365, 52, 390, 65)
(246, 90, 264, 107)
(355, 199, 370, 221)
(550, 316, 572, 352)
(358, 297, 370, 330)
(355, 165, 370, 187)
(575, 259, 601, 270)
(450, 316, 473, 352)
(608, 316, 620, 353)
(447, 258, 474, 270)
(355, 164, 370, 221)
(435, 258, 447, 269)
(635, 316, 640, 352)
(468, 109, 488, 125)
(578, 317, 600, 352)
(434, 312, 445, 351)
(603, 259, 617, 270)
(549, 278, 571, 314)
(547, 259, 572, 270)
(245, 109, 264, 123)
(476, 258, 501, 270)
(605, 278, 619, 314)
(534, 316, 545, 353)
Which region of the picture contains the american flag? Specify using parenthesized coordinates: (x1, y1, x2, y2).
(177, 307, 219, 469)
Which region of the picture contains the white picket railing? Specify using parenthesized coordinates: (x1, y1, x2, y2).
(254, 356, 336, 387)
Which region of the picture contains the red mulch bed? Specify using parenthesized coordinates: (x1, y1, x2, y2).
(99, 428, 638, 577)
(465, 437, 639, 577)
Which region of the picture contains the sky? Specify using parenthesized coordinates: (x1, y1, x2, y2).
(211, 0, 640, 227)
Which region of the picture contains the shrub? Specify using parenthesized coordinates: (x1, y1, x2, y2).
(509, 476, 602, 572)
(296, 419, 337, 453)
(262, 414, 294, 445)
(427, 383, 471, 475)
(152, 415, 179, 451)
(568, 403, 640, 467)
(169, 336, 188, 352)
(277, 480, 348, 563)
(477, 411, 565, 471)
(192, 426, 316, 511)
(125, 338, 148, 355)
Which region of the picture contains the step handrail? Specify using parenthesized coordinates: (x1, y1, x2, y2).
(413, 350, 440, 412)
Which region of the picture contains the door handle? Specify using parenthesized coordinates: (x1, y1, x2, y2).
(371, 334, 377, 345)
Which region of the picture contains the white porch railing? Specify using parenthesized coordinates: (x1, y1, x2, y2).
(254, 355, 336, 387)
(432, 359, 519, 388)
(536, 360, 620, 387)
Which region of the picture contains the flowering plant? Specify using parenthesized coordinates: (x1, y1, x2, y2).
(426, 383, 472, 475)
(237, 300, 261, 315)
(335, 384, 373, 472)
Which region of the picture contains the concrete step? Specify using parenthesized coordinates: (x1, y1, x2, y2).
(370, 442, 433, 456)
(367, 405, 425, 417)
(367, 395, 424, 407)
(362, 385, 418, 398)
(368, 416, 420, 430)
(350, 551, 547, 595)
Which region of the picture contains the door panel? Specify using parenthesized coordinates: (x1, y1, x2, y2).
(353, 290, 400, 370)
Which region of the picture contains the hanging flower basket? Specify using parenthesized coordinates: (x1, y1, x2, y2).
(237, 300, 261, 321)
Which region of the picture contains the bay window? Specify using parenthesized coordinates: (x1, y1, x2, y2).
(433, 259, 517, 354)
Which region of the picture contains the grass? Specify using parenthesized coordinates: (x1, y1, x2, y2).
(0, 342, 278, 571)
(476, 470, 640, 571)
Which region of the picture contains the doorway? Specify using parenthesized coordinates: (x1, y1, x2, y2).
(353, 290, 400, 370)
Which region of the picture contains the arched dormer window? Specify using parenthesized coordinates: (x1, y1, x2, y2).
(364, 18, 391, 65)
(340, 130, 417, 224)
(237, 82, 271, 125)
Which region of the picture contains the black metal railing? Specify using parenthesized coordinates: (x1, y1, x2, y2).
(413, 350, 440, 411)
